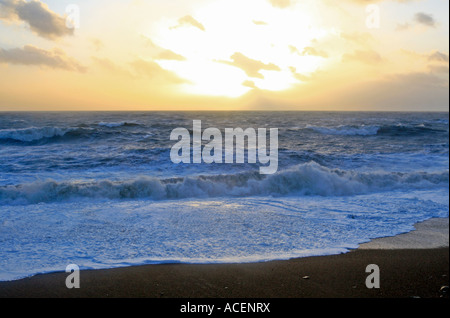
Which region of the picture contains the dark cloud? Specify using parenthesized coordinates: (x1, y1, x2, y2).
(0, 45, 86, 71)
(414, 12, 436, 27)
(397, 12, 438, 32)
(0, 0, 73, 39)
(427, 51, 449, 74)
(428, 51, 449, 63)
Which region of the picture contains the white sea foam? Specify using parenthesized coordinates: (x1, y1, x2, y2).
(0, 189, 447, 281)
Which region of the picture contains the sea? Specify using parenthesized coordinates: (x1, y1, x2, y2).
(0, 111, 448, 281)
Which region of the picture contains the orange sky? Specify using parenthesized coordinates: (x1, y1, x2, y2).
(0, 0, 448, 111)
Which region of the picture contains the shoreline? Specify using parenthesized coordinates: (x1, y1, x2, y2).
(0, 217, 448, 298)
(359, 217, 449, 250)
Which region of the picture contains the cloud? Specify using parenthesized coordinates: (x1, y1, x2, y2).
(244, 68, 448, 112)
(346, 72, 448, 111)
(171, 15, 205, 31)
(129, 58, 188, 84)
(0, 0, 73, 39)
(386, 72, 447, 87)
(0, 0, 15, 18)
(400, 49, 449, 74)
(428, 65, 449, 74)
(395, 22, 411, 31)
(140, 35, 187, 61)
(90, 38, 104, 52)
(269, 0, 291, 8)
(156, 49, 186, 61)
(397, 12, 438, 31)
(289, 67, 310, 82)
(414, 12, 436, 27)
(428, 51, 449, 63)
(93, 56, 190, 82)
(217, 52, 280, 79)
(92, 57, 133, 77)
(288, 45, 300, 54)
(0, 45, 86, 71)
(340, 32, 374, 46)
(342, 50, 383, 64)
(300, 46, 329, 58)
(401, 49, 449, 63)
(426, 51, 449, 74)
(253, 20, 268, 26)
(344, 0, 417, 3)
(289, 45, 328, 58)
(242, 80, 257, 89)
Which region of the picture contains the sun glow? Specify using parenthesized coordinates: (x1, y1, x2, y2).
(146, 0, 327, 97)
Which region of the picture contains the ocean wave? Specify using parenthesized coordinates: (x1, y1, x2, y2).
(377, 124, 446, 136)
(0, 127, 81, 143)
(1, 162, 447, 205)
(98, 121, 141, 128)
(305, 125, 380, 136)
(305, 124, 446, 136)
(0, 124, 145, 144)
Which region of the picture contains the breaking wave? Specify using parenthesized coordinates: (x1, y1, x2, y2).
(0, 127, 83, 143)
(1, 162, 447, 205)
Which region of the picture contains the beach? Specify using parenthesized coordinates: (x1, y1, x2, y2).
(0, 0, 448, 305)
(0, 217, 448, 298)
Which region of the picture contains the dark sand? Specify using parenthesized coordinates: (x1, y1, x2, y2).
(0, 219, 448, 298)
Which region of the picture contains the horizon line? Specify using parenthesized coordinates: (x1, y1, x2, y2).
(0, 109, 449, 113)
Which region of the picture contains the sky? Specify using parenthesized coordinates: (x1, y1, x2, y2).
(0, 0, 448, 111)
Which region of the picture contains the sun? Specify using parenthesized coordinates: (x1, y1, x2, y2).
(146, 0, 327, 98)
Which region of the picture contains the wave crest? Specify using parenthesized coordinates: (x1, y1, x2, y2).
(1, 162, 447, 205)
(0, 127, 76, 142)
